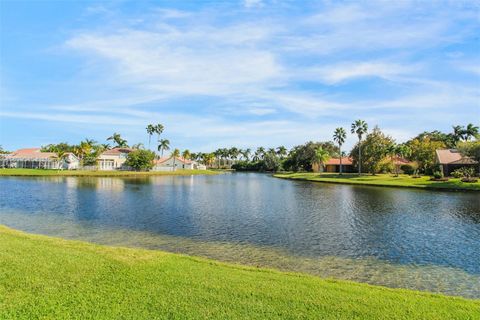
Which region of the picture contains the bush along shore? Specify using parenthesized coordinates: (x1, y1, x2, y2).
(0, 225, 479, 319)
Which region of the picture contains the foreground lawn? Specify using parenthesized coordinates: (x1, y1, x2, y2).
(0, 226, 478, 319)
(0, 168, 218, 177)
(274, 173, 480, 191)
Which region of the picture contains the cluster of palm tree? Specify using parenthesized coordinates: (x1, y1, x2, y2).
(329, 120, 368, 175)
(146, 124, 164, 150)
(452, 124, 479, 142)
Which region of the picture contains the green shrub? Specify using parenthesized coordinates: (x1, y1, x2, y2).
(125, 150, 155, 171)
(400, 164, 415, 175)
(452, 167, 476, 179)
(433, 171, 443, 179)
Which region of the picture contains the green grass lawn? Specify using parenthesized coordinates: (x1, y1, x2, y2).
(0, 168, 218, 177)
(0, 226, 478, 319)
(274, 173, 480, 191)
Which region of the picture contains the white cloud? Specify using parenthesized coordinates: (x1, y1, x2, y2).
(307, 61, 418, 84)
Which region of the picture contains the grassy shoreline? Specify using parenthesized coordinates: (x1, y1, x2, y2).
(0, 168, 219, 177)
(0, 225, 478, 319)
(274, 172, 480, 191)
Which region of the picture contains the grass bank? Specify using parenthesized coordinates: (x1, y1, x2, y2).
(0, 226, 478, 319)
(274, 173, 480, 191)
(0, 168, 218, 177)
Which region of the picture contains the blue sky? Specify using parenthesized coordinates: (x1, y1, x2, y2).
(0, 0, 479, 152)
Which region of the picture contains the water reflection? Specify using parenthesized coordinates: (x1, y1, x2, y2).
(0, 173, 479, 298)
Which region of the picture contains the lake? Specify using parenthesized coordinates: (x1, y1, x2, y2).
(1, 173, 479, 298)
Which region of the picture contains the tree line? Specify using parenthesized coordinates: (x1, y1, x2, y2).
(4, 120, 478, 174)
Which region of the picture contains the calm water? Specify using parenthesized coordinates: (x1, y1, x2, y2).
(1, 173, 479, 298)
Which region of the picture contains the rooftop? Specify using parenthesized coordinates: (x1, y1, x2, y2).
(436, 149, 477, 165)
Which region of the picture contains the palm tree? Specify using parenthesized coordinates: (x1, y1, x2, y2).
(157, 139, 170, 157)
(171, 148, 180, 171)
(229, 147, 240, 165)
(107, 133, 128, 148)
(276, 146, 287, 159)
(351, 120, 368, 175)
(101, 143, 111, 150)
(182, 149, 191, 160)
(465, 123, 479, 141)
(146, 124, 155, 150)
(333, 127, 347, 175)
(155, 124, 164, 146)
(257, 147, 265, 160)
(54, 150, 67, 170)
(241, 148, 251, 161)
(452, 125, 465, 143)
(313, 147, 330, 173)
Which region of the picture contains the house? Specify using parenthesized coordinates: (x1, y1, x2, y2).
(0, 148, 79, 170)
(97, 148, 133, 170)
(436, 149, 478, 176)
(323, 157, 355, 173)
(152, 156, 206, 171)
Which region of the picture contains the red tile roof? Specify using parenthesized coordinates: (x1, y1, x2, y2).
(325, 157, 353, 165)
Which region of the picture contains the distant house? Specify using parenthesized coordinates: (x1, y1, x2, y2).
(323, 157, 355, 173)
(318, 156, 411, 173)
(436, 149, 478, 176)
(153, 156, 206, 171)
(97, 148, 133, 170)
(0, 148, 79, 170)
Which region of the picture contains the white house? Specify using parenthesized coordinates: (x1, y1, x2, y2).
(97, 148, 133, 170)
(153, 156, 205, 171)
(0, 148, 79, 170)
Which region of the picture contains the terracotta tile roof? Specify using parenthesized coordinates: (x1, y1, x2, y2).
(436, 149, 477, 165)
(101, 148, 134, 156)
(6, 148, 58, 159)
(325, 157, 353, 165)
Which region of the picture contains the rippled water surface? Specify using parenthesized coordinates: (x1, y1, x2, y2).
(1, 173, 479, 298)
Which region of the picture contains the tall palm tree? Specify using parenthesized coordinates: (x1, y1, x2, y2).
(351, 120, 368, 175)
(182, 149, 191, 160)
(171, 148, 180, 171)
(333, 127, 347, 174)
(155, 124, 164, 145)
(313, 147, 330, 173)
(157, 139, 170, 157)
(276, 146, 287, 159)
(146, 124, 155, 150)
(465, 123, 479, 141)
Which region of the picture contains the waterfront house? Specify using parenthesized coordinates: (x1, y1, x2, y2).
(435, 149, 478, 176)
(153, 156, 206, 171)
(97, 148, 133, 170)
(0, 148, 79, 169)
(323, 157, 355, 173)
